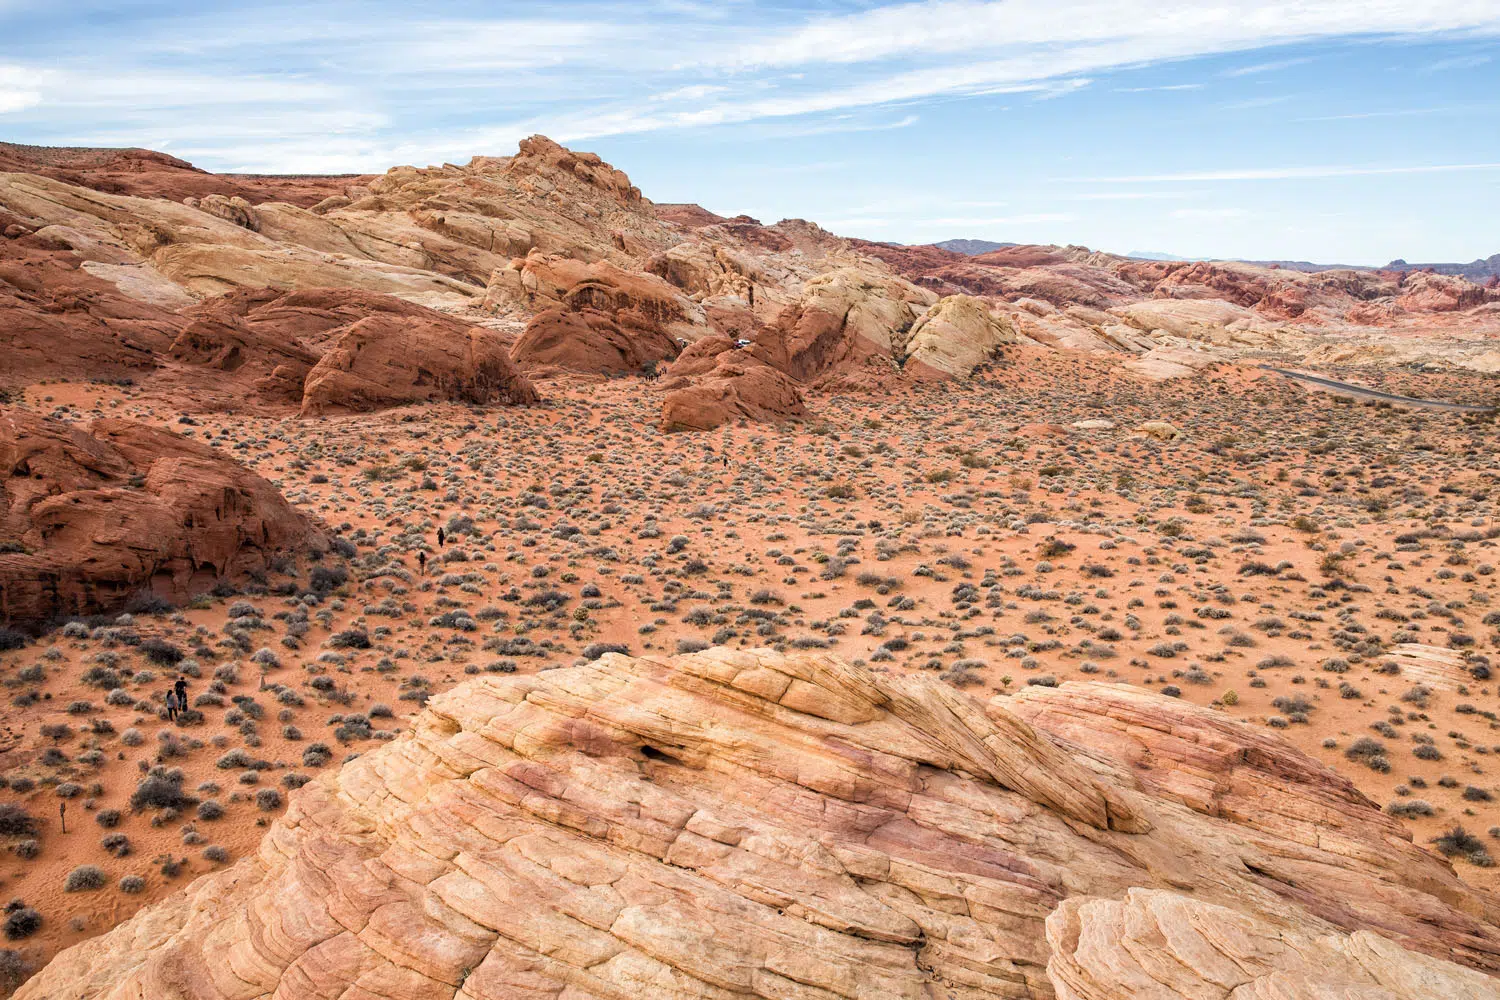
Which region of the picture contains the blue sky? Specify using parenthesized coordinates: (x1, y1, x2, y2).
(2, 1, 1498, 263)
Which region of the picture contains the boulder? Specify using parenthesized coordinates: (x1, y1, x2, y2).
(300, 313, 539, 416)
(0, 412, 327, 624)
(510, 306, 680, 375)
(1136, 420, 1184, 441)
(659, 353, 807, 431)
(21, 650, 1500, 999)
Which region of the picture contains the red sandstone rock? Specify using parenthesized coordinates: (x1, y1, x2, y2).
(300, 313, 539, 416)
(0, 412, 327, 624)
(660, 352, 807, 431)
(510, 306, 680, 375)
(0, 141, 369, 208)
(0, 232, 181, 387)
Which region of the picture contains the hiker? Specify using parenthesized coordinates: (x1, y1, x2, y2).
(174, 675, 188, 708)
(722, 455, 729, 469)
(437, 527, 446, 548)
(165, 689, 178, 722)
(418, 551, 427, 574)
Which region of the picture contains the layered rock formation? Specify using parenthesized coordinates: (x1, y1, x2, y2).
(0, 412, 327, 623)
(23, 648, 1500, 998)
(300, 314, 538, 416)
(5, 133, 1500, 406)
(659, 350, 808, 431)
(903, 294, 1020, 376)
(162, 285, 541, 413)
(0, 223, 183, 387)
(510, 307, 680, 376)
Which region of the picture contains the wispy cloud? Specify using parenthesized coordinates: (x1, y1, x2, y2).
(1425, 52, 1493, 71)
(1076, 162, 1500, 182)
(1221, 56, 1315, 76)
(1171, 207, 1251, 220)
(1114, 83, 1204, 92)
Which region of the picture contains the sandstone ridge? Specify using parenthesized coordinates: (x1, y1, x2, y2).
(22, 647, 1500, 999)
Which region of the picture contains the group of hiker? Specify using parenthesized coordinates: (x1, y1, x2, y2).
(417, 526, 447, 575)
(162, 674, 190, 721)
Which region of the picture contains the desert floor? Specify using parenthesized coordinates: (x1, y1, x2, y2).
(1, 346, 1497, 972)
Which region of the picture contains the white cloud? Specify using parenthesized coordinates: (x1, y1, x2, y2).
(1171, 207, 1251, 220)
(1221, 56, 1315, 76)
(1077, 162, 1500, 182)
(1113, 83, 1204, 92)
(702, 0, 1500, 70)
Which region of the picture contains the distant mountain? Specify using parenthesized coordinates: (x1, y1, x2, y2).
(933, 238, 1016, 256)
(1124, 250, 1192, 262)
(1383, 254, 1500, 283)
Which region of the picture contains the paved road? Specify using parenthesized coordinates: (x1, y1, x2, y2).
(1259, 366, 1496, 414)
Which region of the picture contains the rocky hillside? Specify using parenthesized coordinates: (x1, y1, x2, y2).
(21, 646, 1500, 999)
(3, 135, 1497, 437)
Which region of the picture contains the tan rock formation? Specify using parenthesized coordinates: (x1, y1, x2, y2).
(21, 650, 1500, 999)
(0, 412, 327, 623)
(485, 254, 708, 341)
(757, 267, 936, 383)
(903, 294, 1020, 376)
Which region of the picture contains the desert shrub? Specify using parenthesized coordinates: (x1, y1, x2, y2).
(675, 638, 710, 655)
(64, 865, 107, 892)
(327, 629, 371, 649)
(0, 805, 37, 837)
(0, 948, 29, 994)
(202, 845, 229, 863)
(129, 770, 196, 811)
(1433, 824, 1486, 857)
(580, 643, 629, 660)
(0, 629, 27, 652)
(141, 638, 184, 666)
(119, 875, 146, 893)
(1387, 799, 1435, 818)
(196, 800, 224, 821)
(255, 788, 282, 811)
(2, 907, 40, 940)
(100, 833, 131, 857)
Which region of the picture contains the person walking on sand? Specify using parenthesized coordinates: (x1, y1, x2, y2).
(437, 527, 446, 549)
(419, 551, 427, 575)
(174, 675, 188, 709)
(165, 688, 178, 722)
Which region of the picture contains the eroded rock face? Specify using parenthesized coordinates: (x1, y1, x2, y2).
(903, 294, 1020, 377)
(0, 412, 327, 624)
(300, 314, 539, 416)
(757, 267, 936, 384)
(659, 352, 808, 431)
(0, 227, 182, 387)
(510, 306, 680, 375)
(23, 649, 1500, 999)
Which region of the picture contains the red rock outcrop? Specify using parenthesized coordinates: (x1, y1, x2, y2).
(486, 254, 707, 341)
(510, 306, 680, 375)
(20, 650, 1500, 999)
(0, 412, 327, 624)
(300, 313, 539, 416)
(0, 141, 369, 208)
(659, 341, 807, 431)
(0, 226, 181, 387)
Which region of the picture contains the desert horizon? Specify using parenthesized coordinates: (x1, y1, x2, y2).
(2, 3, 1500, 996)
